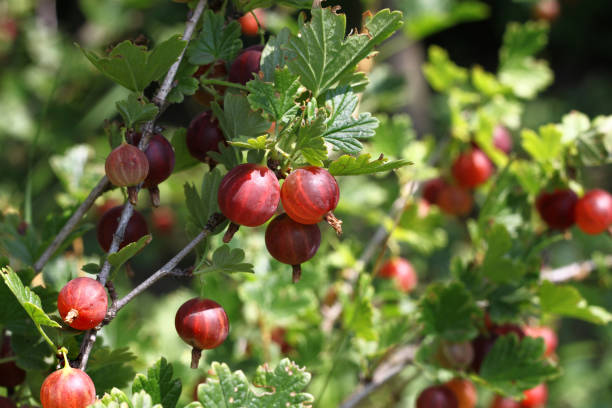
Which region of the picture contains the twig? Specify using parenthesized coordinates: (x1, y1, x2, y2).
(33, 176, 110, 272)
(541, 255, 612, 283)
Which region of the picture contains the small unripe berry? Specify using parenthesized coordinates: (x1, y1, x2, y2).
(57, 277, 108, 331)
(416, 385, 459, 408)
(445, 378, 477, 408)
(175, 298, 229, 368)
(574, 189, 612, 235)
(265, 213, 321, 283)
(96, 206, 148, 252)
(105, 144, 149, 187)
(536, 188, 578, 230)
(228, 45, 263, 85)
(452, 148, 493, 189)
(40, 365, 96, 408)
(186, 112, 226, 165)
(379, 257, 418, 293)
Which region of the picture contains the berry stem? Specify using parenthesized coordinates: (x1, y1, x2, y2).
(223, 222, 240, 243)
(292, 264, 302, 283)
(127, 186, 139, 205)
(191, 348, 202, 369)
(148, 186, 161, 207)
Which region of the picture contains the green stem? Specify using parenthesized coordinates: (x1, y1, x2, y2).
(0, 356, 16, 364)
(36, 324, 58, 353)
(200, 78, 249, 91)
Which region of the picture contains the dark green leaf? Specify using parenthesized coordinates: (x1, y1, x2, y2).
(116, 93, 158, 128)
(247, 68, 300, 122)
(132, 358, 182, 408)
(87, 346, 137, 393)
(107, 234, 152, 277)
(194, 245, 254, 275)
(212, 94, 271, 141)
(539, 280, 612, 325)
(188, 10, 242, 65)
(328, 153, 411, 176)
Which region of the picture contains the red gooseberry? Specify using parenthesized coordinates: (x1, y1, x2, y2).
(452, 148, 493, 189)
(40, 362, 96, 408)
(238, 9, 264, 36)
(105, 144, 149, 188)
(533, 0, 560, 21)
(535, 188, 578, 230)
(422, 177, 448, 205)
(186, 112, 227, 166)
(265, 213, 321, 283)
(437, 184, 473, 216)
(175, 298, 229, 368)
(57, 277, 108, 331)
(96, 206, 148, 252)
(416, 385, 459, 408)
(0, 333, 25, 388)
(521, 384, 548, 408)
(379, 257, 418, 293)
(270, 327, 292, 354)
(574, 189, 612, 235)
(493, 125, 513, 155)
(470, 334, 496, 373)
(280, 166, 340, 227)
(490, 396, 520, 408)
(445, 378, 477, 408)
(228, 45, 263, 85)
(523, 326, 558, 357)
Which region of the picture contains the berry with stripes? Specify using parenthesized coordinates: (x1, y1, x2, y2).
(57, 277, 108, 331)
(265, 213, 321, 283)
(40, 358, 96, 408)
(175, 298, 229, 368)
(105, 144, 149, 203)
(417, 385, 459, 408)
(280, 166, 341, 233)
(217, 163, 280, 242)
(574, 189, 612, 235)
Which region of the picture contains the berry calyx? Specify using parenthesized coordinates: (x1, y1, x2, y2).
(379, 257, 418, 293)
(238, 9, 264, 36)
(228, 45, 263, 85)
(535, 188, 578, 230)
(452, 148, 493, 189)
(280, 166, 340, 231)
(40, 354, 96, 408)
(416, 385, 459, 408)
(175, 298, 229, 368)
(57, 277, 108, 331)
(437, 184, 473, 216)
(186, 112, 226, 166)
(523, 326, 557, 357)
(0, 333, 25, 388)
(445, 378, 477, 408)
(493, 125, 513, 155)
(96, 206, 149, 252)
(422, 177, 448, 205)
(490, 396, 520, 408)
(105, 144, 149, 204)
(521, 384, 547, 408)
(218, 163, 280, 241)
(265, 213, 321, 283)
(574, 189, 612, 235)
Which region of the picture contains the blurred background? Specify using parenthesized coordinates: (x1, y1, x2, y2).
(1, 0, 611, 406)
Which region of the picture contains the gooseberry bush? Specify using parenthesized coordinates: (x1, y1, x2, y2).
(1, 1, 611, 407)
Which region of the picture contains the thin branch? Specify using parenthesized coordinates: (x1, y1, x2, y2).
(33, 176, 110, 272)
(541, 255, 612, 283)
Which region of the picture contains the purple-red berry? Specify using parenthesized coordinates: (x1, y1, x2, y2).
(96, 206, 148, 252)
(186, 112, 226, 165)
(535, 188, 578, 230)
(228, 45, 263, 85)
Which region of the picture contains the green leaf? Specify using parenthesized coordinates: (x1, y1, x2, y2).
(370, 114, 417, 159)
(188, 10, 242, 65)
(212, 94, 271, 141)
(171, 128, 201, 173)
(287, 8, 403, 97)
(0, 267, 60, 328)
(261, 29, 292, 82)
(423, 45, 468, 92)
(479, 335, 560, 397)
(521, 125, 563, 165)
(194, 359, 314, 407)
(79, 36, 186, 92)
(498, 58, 553, 99)
(328, 153, 411, 176)
(81, 263, 101, 274)
(132, 358, 182, 408)
(11, 328, 54, 370)
(230, 135, 274, 151)
(342, 289, 377, 341)
(499, 22, 549, 65)
(87, 347, 138, 394)
(293, 114, 327, 167)
(91, 388, 162, 408)
(247, 68, 300, 122)
(107, 234, 152, 277)
(194, 245, 254, 275)
(419, 282, 481, 342)
(322, 87, 378, 154)
(167, 62, 199, 104)
(184, 169, 228, 233)
(539, 280, 612, 325)
(481, 224, 526, 283)
(116, 93, 158, 128)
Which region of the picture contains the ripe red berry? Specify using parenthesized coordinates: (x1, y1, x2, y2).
(452, 148, 493, 189)
(422, 178, 447, 205)
(96, 206, 149, 252)
(218, 163, 280, 241)
(437, 341, 474, 370)
(533, 0, 560, 21)
(40, 364, 96, 408)
(535, 188, 578, 230)
(445, 378, 477, 408)
(437, 184, 473, 216)
(470, 335, 496, 373)
(152, 206, 175, 234)
(270, 327, 292, 354)
(574, 189, 612, 235)
(280, 166, 340, 225)
(523, 326, 558, 357)
(105, 144, 149, 187)
(490, 396, 520, 408)
(0, 334, 25, 388)
(493, 125, 513, 155)
(186, 112, 226, 165)
(379, 257, 418, 293)
(416, 385, 459, 408)
(228, 45, 263, 85)
(57, 277, 108, 331)
(265, 213, 321, 282)
(238, 9, 264, 36)
(521, 384, 547, 408)
(175, 298, 229, 368)
(0, 397, 16, 408)
(193, 60, 227, 106)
